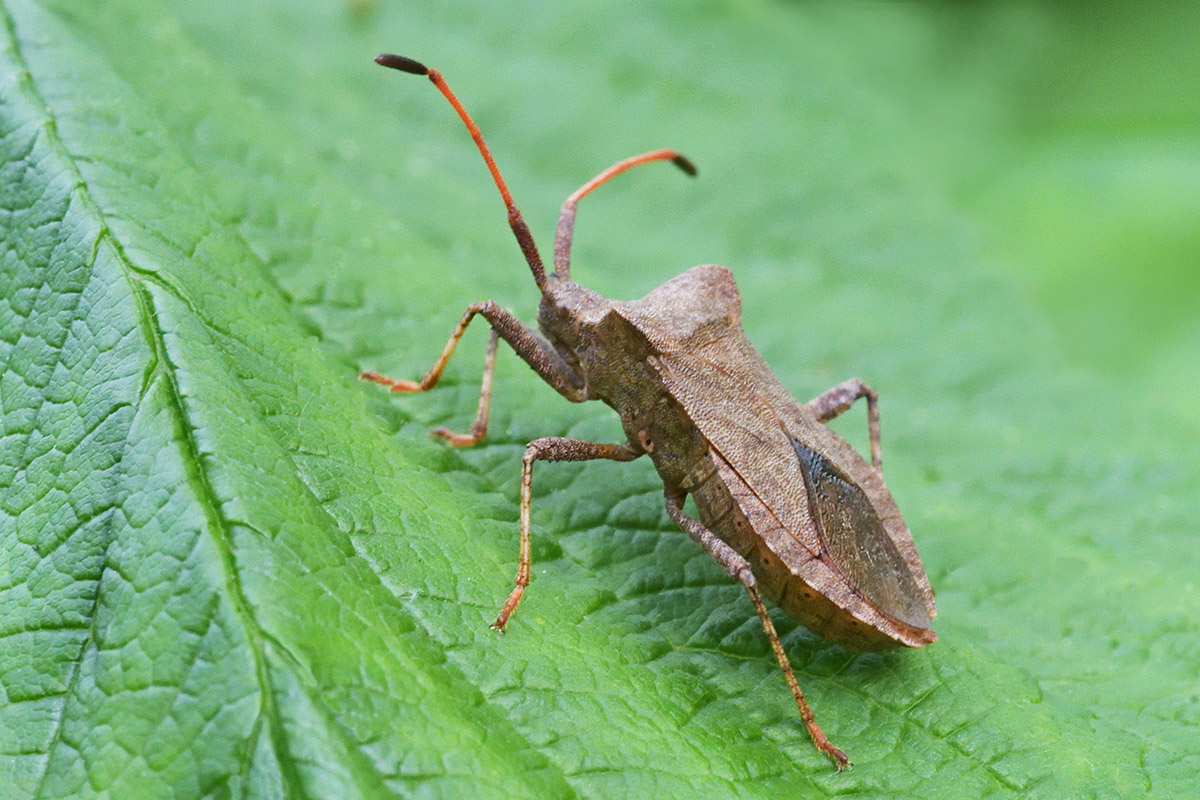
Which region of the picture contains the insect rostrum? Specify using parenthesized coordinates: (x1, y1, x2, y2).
(360, 53, 937, 771)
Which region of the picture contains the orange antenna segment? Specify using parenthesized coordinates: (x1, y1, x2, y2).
(376, 54, 547, 289)
(554, 149, 696, 277)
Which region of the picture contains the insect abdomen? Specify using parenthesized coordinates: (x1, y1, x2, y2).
(691, 451, 910, 651)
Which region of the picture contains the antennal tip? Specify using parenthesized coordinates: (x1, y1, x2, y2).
(672, 153, 698, 177)
(375, 53, 429, 75)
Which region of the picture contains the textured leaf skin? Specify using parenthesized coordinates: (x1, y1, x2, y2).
(1, 1, 1196, 799)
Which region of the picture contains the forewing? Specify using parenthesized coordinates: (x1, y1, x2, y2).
(790, 437, 930, 628)
(651, 334, 933, 629)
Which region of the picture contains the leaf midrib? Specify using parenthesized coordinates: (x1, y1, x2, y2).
(1, 4, 298, 792)
(3, 5, 587, 796)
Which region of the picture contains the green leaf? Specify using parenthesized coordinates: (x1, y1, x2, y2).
(2, 1, 1195, 798)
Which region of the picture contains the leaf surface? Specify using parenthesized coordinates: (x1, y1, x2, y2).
(2, 1, 1195, 798)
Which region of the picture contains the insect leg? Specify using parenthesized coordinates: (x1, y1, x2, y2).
(360, 301, 587, 445)
(430, 329, 498, 446)
(664, 488, 851, 771)
(492, 438, 641, 631)
(553, 150, 697, 278)
(805, 378, 882, 470)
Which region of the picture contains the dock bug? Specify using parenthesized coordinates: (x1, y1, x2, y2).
(360, 54, 937, 770)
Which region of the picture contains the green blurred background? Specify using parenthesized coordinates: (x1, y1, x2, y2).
(943, 3, 1200, 426)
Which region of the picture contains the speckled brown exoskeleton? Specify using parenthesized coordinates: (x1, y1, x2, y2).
(360, 54, 937, 770)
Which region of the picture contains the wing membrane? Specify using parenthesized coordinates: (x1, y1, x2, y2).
(791, 437, 930, 628)
(649, 335, 935, 627)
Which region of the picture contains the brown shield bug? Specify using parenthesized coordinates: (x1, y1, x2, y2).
(361, 53, 937, 770)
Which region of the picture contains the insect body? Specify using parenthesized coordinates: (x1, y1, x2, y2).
(362, 54, 937, 770)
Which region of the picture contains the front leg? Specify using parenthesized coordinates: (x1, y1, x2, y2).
(360, 300, 586, 445)
(492, 437, 641, 631)
(805, 378, 881, 470)
(664, 489, 851, 771)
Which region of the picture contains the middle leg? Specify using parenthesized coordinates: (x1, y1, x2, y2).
(491, 437, 641, 631)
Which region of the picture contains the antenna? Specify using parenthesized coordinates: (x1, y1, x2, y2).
(553, 149, 695, 278)
(376, 54, 548, 289)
